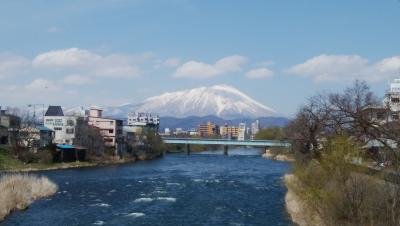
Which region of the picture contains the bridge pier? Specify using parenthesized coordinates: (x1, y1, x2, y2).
(223, 145, 228, 155)
(186, 144, 191, 155)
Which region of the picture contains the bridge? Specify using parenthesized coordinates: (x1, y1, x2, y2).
(162, 137, 291, 155)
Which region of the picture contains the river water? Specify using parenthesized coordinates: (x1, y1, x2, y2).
(2, 148, 293, 226)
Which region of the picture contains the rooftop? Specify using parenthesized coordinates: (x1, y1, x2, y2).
(45, 106, 64, 117)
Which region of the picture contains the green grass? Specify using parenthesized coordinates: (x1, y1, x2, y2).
(0, 146, 25, 171)
(0, 145, 96, 172)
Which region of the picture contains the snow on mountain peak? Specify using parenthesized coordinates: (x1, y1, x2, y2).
(103, 84, 277, 119)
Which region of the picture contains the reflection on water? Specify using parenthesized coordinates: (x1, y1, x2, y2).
(2, 148, 293, 226)
(195, 147, 264, 155)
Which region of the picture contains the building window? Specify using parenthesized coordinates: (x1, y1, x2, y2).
(45, 119, 54, 125)
(66, 128, 74, 134)
(67, 120, 74, 126)
(54, 127, 62, 131)
(55, 119, 63, 126)
(376, 112, 385, 120)
(392, 98, 400, 103)
(392, 114, 399, 121)
(104, 138, 113, 142)
(109, 129, 114, 134)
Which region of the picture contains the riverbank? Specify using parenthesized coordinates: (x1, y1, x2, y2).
(284, 174, 324, 226)
(0, 174, 58, 221)
(0, 151, 137, 172)
(262, 149, 295, 162)
(0, 146, 164, 173)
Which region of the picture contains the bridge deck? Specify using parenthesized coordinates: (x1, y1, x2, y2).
(162, 138, 291, 147)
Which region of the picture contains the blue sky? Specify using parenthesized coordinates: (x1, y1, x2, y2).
(1, 0, 400, 115)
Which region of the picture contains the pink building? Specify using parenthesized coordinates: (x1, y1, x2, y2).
(87, 107, 123, 148)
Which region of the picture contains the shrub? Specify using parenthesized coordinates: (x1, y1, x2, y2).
(292, 136, 399, 226)
(0, 174, 58, 221)
(17, 150, 54, 164)
(17, 151, 38, 164)
(35, 150, 53, 164)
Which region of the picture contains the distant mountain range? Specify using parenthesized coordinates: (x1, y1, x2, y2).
(63, 84, 289, 128)
(159, 115, 289, 131)
(103, 84, 279, 119)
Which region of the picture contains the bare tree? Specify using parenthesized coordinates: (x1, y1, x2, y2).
(287, 93, 332, 159)
(4, 107, 41, 155)
(74, 117, 105, 159)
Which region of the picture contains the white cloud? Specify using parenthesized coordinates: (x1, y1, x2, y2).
(33, 48, 99, 68)
(32, 48, 140, 78)
(93, 54, 140, 78)
(163, 58, 181, 68)
(287, 54, 400, 82)
(62, 74, 93, 85)
(25, 79, 58, 91)
(174, 61, 219, 78)
(214, 55, 247, 72)
(174, 55, 247, 79)
(245, 68, 274, 79)
(0, 55, 30, 79)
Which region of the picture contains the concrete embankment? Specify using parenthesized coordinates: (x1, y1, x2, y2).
(0, 174, 58, 221)
(284, 174, 324, 226)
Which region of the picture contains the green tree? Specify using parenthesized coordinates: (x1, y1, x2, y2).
(254, 127, 286, 140)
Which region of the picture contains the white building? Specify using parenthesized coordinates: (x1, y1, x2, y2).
(386, 79, 400, 112)
(174, 128, 184, 135)
(251, 120, 260, 135)
(238, 123, 246, 141)
(128, 112, 159, 127)
(363, 79, 400, 123)
(164, 128, 170, 135)
(44, 106, 77, 144)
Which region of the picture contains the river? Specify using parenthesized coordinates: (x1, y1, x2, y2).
(1, 148, 293, 226)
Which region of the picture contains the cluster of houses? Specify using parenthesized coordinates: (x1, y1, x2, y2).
(0, 105, 159, 160)
(163, 120, 260, 140)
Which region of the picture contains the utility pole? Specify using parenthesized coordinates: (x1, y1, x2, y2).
(27, 104, 45, 126)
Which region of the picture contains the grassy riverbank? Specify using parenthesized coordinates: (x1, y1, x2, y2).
(285, 136, 400, 226)
(0, 146, 97, 172)
(0, 146, 163, 172)
(284, 174, 324, 226)
(0, 174, 58, 221)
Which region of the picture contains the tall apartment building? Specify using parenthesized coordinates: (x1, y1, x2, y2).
(238, 123, 246, 141)
(364, 79, 400, 123)
(251, 120, 260, 135)
(219, 124, 239, 139)
(198, 122, 218, 137)
(87, 107, 123, 147)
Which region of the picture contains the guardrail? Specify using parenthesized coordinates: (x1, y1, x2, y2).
(162, 138, 291, 147)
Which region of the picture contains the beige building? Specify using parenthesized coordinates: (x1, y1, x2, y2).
(87, 107, 123, 147)
(219, 125, 239, 139)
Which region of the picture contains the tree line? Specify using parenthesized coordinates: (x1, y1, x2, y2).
(284, 80, 400, 226)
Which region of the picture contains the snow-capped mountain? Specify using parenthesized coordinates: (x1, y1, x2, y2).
(104, 85, 278, 119)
